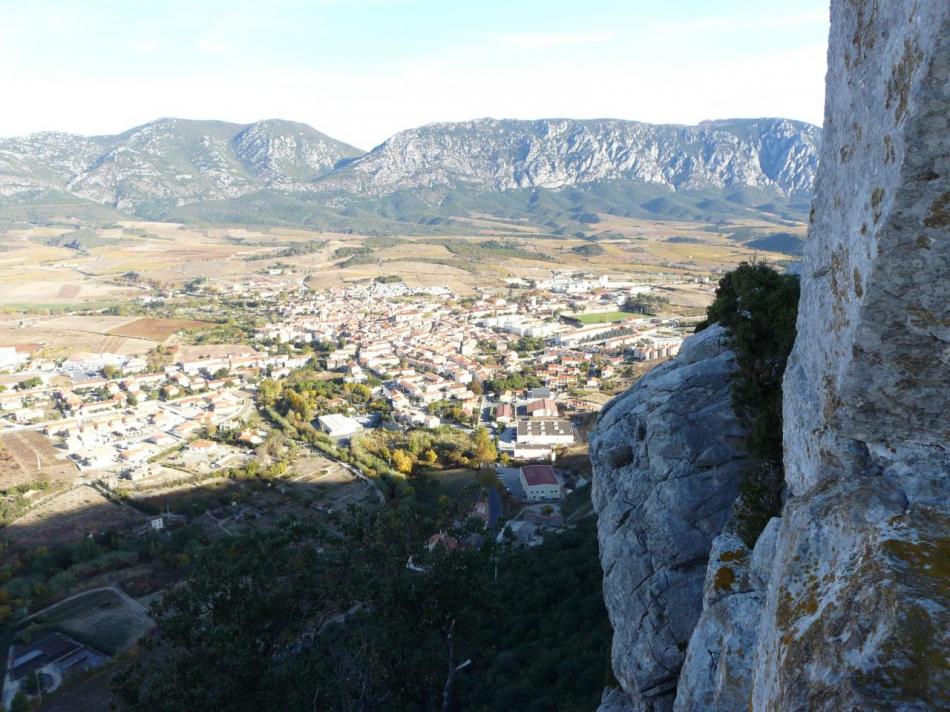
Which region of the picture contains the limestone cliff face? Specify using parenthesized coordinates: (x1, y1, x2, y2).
(592, 2, 949, 710)
(783, 0, 949, 496)
(754, 1, 949, 708)
(591, 325, 746, 711)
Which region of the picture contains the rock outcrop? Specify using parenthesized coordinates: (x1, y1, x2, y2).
(673, 521, 779, 712)
(782, 0, 949, 497)
(592, 2, 949, 710)
(598, 687, 642, 712)
(591, 325, 747, 710)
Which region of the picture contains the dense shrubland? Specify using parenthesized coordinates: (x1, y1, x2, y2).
(111, 491, 611, 712)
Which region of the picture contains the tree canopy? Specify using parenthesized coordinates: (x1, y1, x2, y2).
(111, 494, 612, 711)
(113, 504, 494, 712)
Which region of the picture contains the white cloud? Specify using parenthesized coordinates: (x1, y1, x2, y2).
(129, 37, 164, 54)
(194, 33, 230, 56)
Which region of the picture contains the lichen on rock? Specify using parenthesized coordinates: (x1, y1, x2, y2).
(674, 521, 780, 712)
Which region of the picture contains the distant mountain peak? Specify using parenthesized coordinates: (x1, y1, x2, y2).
(0, 119, 363, 209)
(316, 116, 820, 198)
(0, 115, 820, 225)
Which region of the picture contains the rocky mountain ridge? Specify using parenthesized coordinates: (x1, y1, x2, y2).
(315, 117, 819, 198)
(0, 116, 819, 220)
(0, 118, 362, 211)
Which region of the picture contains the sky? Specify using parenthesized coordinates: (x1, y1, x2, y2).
(0, 0, 830, 149)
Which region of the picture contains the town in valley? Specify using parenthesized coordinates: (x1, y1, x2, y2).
(0, 217, 795, 707)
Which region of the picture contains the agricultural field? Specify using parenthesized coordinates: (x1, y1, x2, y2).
(24, 588, 153, 656)
(408, 467, 492, 515)
(572, 310, 636, 324)
(288, 455, 380, 512)
(0, 431, 78, 488)
(307, 258, 479, 294)
(121, 476, 241, 517)
(107, 317, 210, 340)
(0, 215, 800, 317)
(2, 485, 143, 546)
(0, 315, 145, 357)
(419, 467, 486, 499)
(0, 313, 214, 357)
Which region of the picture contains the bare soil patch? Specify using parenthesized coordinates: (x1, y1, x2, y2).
(108, 317, 210, 341)
(56, 284, 82, 299)
(3, 485, 143, 546)
(0, 431, 78, 487)
(289, 456, 377, 510)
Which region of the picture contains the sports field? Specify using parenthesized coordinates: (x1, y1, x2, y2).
(574, 310, 636, 324)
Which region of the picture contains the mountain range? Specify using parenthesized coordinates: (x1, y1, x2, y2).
(0, 116, 820, 232)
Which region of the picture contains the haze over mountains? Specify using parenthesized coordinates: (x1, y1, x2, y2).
(0, 116, 820, 231)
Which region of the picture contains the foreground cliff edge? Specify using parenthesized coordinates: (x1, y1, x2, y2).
(591, 2, 949, 710)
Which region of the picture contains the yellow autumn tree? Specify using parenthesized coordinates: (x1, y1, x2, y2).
(392, 448, 414, 475)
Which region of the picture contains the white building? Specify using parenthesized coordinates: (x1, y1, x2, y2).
(511, 443, 557, 462)
(0, 347, 27, 371)
(516, 418, 575, 446)
(317, 413, 364, 442)
(630, 338, 683, 361)
(519, 464, 564, 501)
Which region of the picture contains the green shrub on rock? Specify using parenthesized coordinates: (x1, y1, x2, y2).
(698, 261, 800, 546)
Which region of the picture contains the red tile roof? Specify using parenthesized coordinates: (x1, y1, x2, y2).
(521, 464, 559, 487)
(526, 398, 558, 414)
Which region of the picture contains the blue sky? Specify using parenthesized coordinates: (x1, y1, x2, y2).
(1, 0, 830, 148)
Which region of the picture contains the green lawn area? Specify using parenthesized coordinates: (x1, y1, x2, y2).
(574, 310, 635, 324)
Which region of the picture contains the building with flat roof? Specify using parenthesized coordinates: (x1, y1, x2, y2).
(317, 413, 364, 442)
(7, 632, 108, 700)
(519, 464, 563, 501)
(516, 418, 574, 446)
